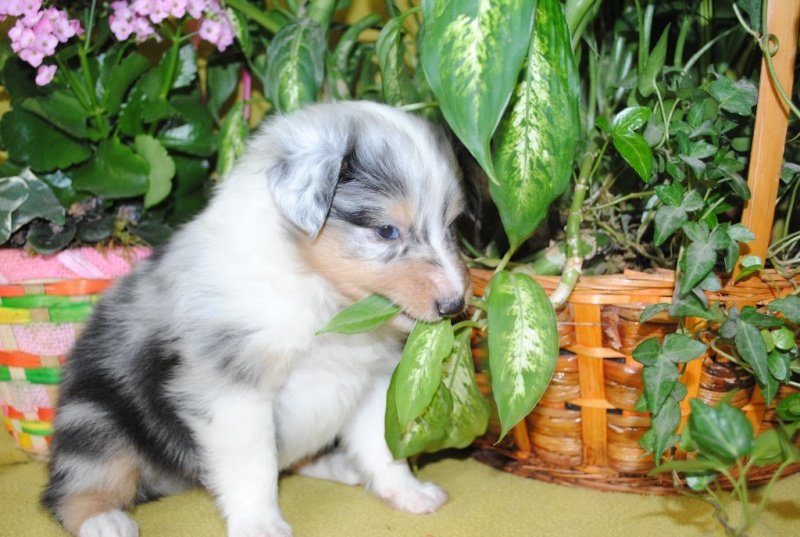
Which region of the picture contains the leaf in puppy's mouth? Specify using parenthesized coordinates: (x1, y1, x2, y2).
(316, 294, 402, 335)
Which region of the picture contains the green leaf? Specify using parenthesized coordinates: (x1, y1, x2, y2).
(736, 0, 762, 33)
(157, 96, 217, 157)
(681, 190, 705, 212)
(72, 138, 149, 199)
(489, 0, 580, 249)
(727, 223, 756, 243)
(207, 62, 242, 120)
(637, 24, 669, 98)
(11, 170, 65, 229)
(772, 326, 796, 351)
(639, 303, 671, 324)
(750, 426, 798, 467)
(654, 183, 683, 207)
(376, 7, 420, 106)
(735, 321, 771, 386)
(487, 270, 559, 438)
(661, 333, 706, 364)
(77, 216, 116, 244)
(265, 19, 326, 113)
(316, 294, 401, 335)
(740, 305, 784, 329)
(26, 221, 76, 254)
(653, 205, 687, 246)
(217, 102, 249, 180)
(632, 337, 661, 366)
(669, 289, 715, 320)
(643, 396, 681, 462)
(735, 255, 763, 282)
(103, 51, 151, 116)
(21, 90, 90, 140)
(0, 108, 91, 172)
(612, 130, 653, 182)
(393, 320, 455, 427)
(0, 176, 29, 243)
(172, 44, 198, 89)
(688, 400, 754, 464)
(681, 239, 716, 294)
(709, 76, 758, 116)
(612, 107, 651, 133)
(425, 330, 491, 452)
(776, 393, 800, 422)
(767, 349, 791, 381)
(385, 373, 452, 459)
(135, 135, 175, 209)
(421, 0, 537, 181)
(769, 296, 800, 324)
(642, 357, 680, 414)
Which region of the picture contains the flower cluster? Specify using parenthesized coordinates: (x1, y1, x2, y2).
(1, 0, 235, 86)
(1, 0, 83, 85)
(109, 0, 234, 51)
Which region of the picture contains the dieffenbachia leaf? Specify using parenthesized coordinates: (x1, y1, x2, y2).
(425, 330, 491, 452)
(217, 102, 249, 180)
(265, 19, 325, 112)
(376, 7, 420, 106)
(316, 294, 401, 335)
(489, 0, 581, 250)
(385, 373, 453, 460)
(393, 320, 455, 427)
(487, 270, 559, 439)
(421, 0, 536, 181)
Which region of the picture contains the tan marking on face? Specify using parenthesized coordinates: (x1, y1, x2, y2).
(301, 225, 471, 322)
(60, 455, 139, 536)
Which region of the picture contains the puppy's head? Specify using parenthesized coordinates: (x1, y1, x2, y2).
(264, 101, 471, 325)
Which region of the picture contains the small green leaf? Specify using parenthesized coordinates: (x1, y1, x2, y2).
(393, 320, 455, 427)
(11, 170, 65, 230)
(612, 130, 653, 182)
(709, 76, 758, 116)
(654, 183, 683, 207)
(316, 294, 401, 335)
(637, 25, 669, 98)
(207, 62, 243, 120)
(669, 292, 715, 320)
(772, 326, 796, 351)
(776, 393, 800, 423)
(727, 223, 756, 243)
(653, 205, 688, 246)
(639, 303, 671, 324)
(681, 190, 705, 212)
(735, 321, 771, 386)
(688, 400, 754, 464)
(645, 396, 682, 462)
(135, 135, 175, 209)
(740, 305, 784, 329)
(769, 296, 800, 324)
(632, 337, 661, 366)
(487, 270, 559, 439)
(661, 333, 706, 364)
(611, 107, 651, 133)
(767, 349, 791, 381)
(26, 221, 76, 254)
(681, 239, 716, 294)
(642, 357, 680, 414)
(72, 138, 149, 199)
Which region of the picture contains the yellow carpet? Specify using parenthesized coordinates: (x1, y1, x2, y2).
(1, 432, 798, 536)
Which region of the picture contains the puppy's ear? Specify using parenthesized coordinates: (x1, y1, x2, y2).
(268, 138, 351, 238)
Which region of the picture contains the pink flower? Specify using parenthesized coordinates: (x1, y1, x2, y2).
(19, 47, 43, 67)
(164, 0, 187, 19)
(131, 16, 156, 41)
(33, 32, 57, 56)
(35, 63, 56, 85)
(109, 15, 134, 41)
(186, 0, 205, 19)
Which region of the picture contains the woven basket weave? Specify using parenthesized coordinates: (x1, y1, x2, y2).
(470, 269, 800, 494)
(0, 247, 147, 459)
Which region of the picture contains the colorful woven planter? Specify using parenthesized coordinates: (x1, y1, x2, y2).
(0, 247, 149, 459)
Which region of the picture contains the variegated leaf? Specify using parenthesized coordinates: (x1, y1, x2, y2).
(487, 270, 559, 438)
(385, 373, 452, 460)
(265, 19, 325, 113)
(393, 320, 455, 427)
(315, 294, 401, 335)
(425, 330, 491, 452)
(421, 0, 536, 181)
(217, 102, 249, 180)
(490, 0, 580, 250)
(376, 8, 420, 106)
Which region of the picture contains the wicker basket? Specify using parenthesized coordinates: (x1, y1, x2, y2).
(0, 247, 148, 459)
(470, 268, 800, 494)
(470, 0, 800, 494)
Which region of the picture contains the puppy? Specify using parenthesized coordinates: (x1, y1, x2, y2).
(42, 101, 471, 537)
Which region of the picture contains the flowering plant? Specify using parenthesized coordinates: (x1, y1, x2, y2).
(0, 0, 240, 253)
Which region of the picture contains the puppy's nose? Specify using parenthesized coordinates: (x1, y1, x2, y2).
(437, 296, 466, 317)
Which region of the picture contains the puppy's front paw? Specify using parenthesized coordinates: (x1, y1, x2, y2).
(227, 517, 293, 537)
(375, 479, 448, 514)
(79, 510, 138, 537)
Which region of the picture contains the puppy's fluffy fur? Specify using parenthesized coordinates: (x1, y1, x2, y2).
(42, 101, 471, 537)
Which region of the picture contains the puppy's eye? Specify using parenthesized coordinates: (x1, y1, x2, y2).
(376, 225, 399, 240)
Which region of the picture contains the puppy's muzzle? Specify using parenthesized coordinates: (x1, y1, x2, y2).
(437, 296, 466, 317)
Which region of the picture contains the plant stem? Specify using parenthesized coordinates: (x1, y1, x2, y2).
(159, 27, 183, 101)
(226, 0, 283, 34)
(550, 148, 597, 308)
(306, 0, 338, 35)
